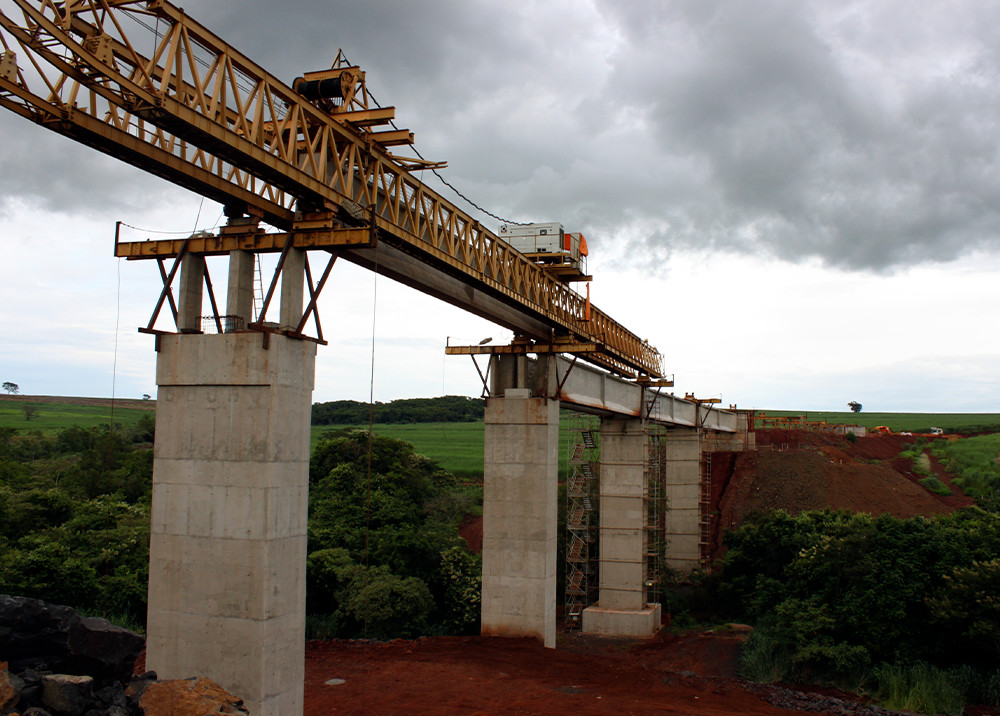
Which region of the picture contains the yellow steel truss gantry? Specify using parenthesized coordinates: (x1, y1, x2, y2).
(0, 0, 664, 379)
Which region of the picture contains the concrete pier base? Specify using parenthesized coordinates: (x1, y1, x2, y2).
(582, 604, 662, 636)
(146, 332, 316, 716)
(480, 388, 559, 648)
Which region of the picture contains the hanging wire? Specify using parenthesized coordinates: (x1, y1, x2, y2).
(117, 222, 204, 236)
(192, 197, 205, 233)
(337, 51, 528, 227)
(363, 241, 379, 643)
(110, 257, 122, 430)
(102, 256, 124, 616)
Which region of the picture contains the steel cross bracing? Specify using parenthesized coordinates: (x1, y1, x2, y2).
(0, 0, 665, 381)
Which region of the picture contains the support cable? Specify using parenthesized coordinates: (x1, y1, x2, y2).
(337, 51, 528, 227)
(363, 240, 379, 644)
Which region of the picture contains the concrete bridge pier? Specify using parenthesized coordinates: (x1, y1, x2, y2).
(582, 418, 661, 636)
(663, 427, 703, 572)
(480, 354, 560, 648)
(146, 248, 315, 715)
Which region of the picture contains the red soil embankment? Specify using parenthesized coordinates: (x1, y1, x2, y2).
(710, 430, 974, 561)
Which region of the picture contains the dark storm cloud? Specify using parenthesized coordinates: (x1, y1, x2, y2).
(593, 1, 1000, 269)
(2, 0, 999, 271)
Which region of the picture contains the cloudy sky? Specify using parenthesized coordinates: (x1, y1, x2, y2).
(1, 0, 999, 412)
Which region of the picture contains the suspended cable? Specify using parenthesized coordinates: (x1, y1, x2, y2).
(337, 51, 528, 227)
(363, 241, 379, 643)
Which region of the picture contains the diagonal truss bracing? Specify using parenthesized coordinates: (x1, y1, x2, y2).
(0, 0, 664, 379)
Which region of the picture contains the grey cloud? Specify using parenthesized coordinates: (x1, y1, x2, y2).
(3, 0, 1000, 272)
(0, 116, 192, 216)
(596, 0, 1000, 270)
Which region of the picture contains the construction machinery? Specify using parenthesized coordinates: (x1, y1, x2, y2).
(0, 0, 665, 383)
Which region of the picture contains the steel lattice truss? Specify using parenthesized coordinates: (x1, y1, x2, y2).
(0, 0, 665, 379)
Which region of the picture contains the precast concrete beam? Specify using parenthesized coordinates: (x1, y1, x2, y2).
(481, 387, 559, 648)
(147, 332, 316, 716)
(547, 355, 738, 432)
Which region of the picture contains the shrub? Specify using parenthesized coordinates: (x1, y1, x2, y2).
(874, 662, 964, 715)
(919, 476, 951, 496)
(738, 623, 791, 683)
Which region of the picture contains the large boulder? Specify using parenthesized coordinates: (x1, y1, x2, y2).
(40, 673, 92, 716)
(0, 595, 143, 687)
(0, 662, 24, 711)
(139, 678, 248, 715)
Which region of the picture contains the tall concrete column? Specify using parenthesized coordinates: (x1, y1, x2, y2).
(146, 331, 316, 715)
(177, 254, 205, 334)
(582, 418, 661, 636)
(226, 249, 255, 329)
(279, 249, 305, 331)
(481, 355, 559, 648)
(664, 427, 702, 572)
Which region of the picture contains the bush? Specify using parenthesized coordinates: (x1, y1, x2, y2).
(720, 509, 1000, 685)
(739, 623, 792, 683)
(874, 662, 964, 715)
(919, 476, 951, 495)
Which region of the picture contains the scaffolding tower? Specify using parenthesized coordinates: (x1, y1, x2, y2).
(643, 413, 668, 606)
(699, 450, 713, 569)
(565, 418, 600, 626)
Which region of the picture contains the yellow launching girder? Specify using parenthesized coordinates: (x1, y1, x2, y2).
(0, 0, 664, 380)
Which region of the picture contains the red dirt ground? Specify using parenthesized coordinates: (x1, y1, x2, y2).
(303, 633, 803, 715)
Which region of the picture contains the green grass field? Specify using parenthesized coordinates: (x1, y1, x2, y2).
(311, 422, 487, 478)
(758, 410, 1000, 433)
(0, 402, 152, 433)
(311, 412, 596, 479)
(7, 399, 999, 478)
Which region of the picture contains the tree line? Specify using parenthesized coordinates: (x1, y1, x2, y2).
(312, 395, 484, 425)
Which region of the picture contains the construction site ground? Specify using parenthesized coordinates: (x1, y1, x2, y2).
(298, 429, 985, 715)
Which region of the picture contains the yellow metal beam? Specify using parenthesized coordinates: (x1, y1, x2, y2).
(445, 342, 602, 356)
(115, 228, 374, 259)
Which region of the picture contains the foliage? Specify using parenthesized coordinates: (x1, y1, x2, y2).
(873, 662, 965, 715)
(723, 509, 1000, 692)
(927, 558, 1000, 660)
(0, 423, 153, 623)
(2, 382, 18, 395)
(435, 546, 482, 634)
(932, 433, 1000, 510)
(336, 564, 435, 639)
(312, 395, 484, 425)
(307, 429, 481, 637)
(919, 476, 951, 496)
(1, 417, 481, 639)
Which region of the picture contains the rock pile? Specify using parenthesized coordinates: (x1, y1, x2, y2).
(0, 595, 247, 716)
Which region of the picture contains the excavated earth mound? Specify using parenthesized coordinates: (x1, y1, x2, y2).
(711, 430, 973, 560)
